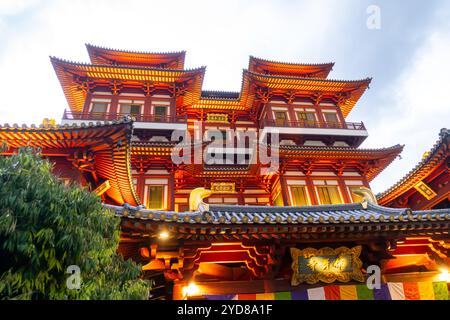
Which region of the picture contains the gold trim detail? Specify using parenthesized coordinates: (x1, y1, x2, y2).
(291, 246, 364, 285)
(414, 181, 437, 200)
(206, 113, 229, 123)
(93, 180, 111, 196)
(211, 182, 236, 193)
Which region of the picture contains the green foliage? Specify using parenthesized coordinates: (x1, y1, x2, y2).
(0, 147, 150, 299)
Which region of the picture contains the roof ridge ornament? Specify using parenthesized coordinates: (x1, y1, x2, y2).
(352, 187, 378, 205)
(41, 118, 56, 128)
(189, 187, 212, 212)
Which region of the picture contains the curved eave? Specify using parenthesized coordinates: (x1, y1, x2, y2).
(276, 144, 404, 181)
(0, 120, 140, 206)
(244, 70, 372, 117)
(131, 141, 178, 157)
(249, 56, 335, 78)
(191, 98, 244, 110)
(377, 129, 450, 204)
(50, 57, 205, 113)
(86, 43, 186, 69)
(131, 147, 173, 156)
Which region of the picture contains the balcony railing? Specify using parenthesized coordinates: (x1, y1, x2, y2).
(261, 119, 366, 130)
(62, 110, 187, 123)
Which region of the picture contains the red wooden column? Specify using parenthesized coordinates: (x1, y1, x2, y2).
(315, 105, 325, 125)
(237, 182, 245, 205)
(170, 95, 176, 118)
(168, 171, 175, 211)
(237, 191, 245, 206)
(278, 175, 290, 206)
(137, 173, 146, 206)
(336, 106, 347, 128)
(109, 95, 119, 119)
(337, 177, 352, 204)
(144, 94, 152, 118)
(286, 103, 297, 125)
(305, 175, 319, 205)
(264, 104, 274, 122)
(82, 92, 93, 115)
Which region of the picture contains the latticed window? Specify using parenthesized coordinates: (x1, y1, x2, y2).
(317, 186, 342, 205)
(290, 186, 309, 206)
(147, 185, 164, 209)
(274, 111, 287, 126)
(154, 106, 167, 120)
(297, 111, 316, 126)
(324, 112, 340, 127)
(91, 102, 108, 119)
(121, 104, 141, 117)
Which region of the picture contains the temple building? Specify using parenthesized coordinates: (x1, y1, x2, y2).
(0, 44, 449, 300)
(378, 128, 449, 210)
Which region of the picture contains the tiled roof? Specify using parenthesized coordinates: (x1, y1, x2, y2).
(107, 201, 450, 241)
(244, 70, 372, 117)
(277, 144, 403, 153)
(201, 90, 240, 100)
(0, 118, 133, 130)
(105, 201, 450, 225)
(0, 118, 140, 206)
(85, 43, 186, 69)
(248, 56, 335, 79)
(272, 143, 404, 181)
(377, 128, 449, 204)
(190, 68, 371, 116)
(50, 57, 205, 113)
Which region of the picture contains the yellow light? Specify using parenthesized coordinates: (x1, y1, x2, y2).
(158, 231, 169, 240)
(182, 282, 200, 297)
(438, 269, 450, 282)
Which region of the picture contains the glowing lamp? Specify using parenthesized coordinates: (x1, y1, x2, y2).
(182, 282, 200, 297)
(158, 231, 169, 240)
(438, 269, 449, 282)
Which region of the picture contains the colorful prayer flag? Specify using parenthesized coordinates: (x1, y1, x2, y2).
(339, 285, 358, 300)
(387, 282, 405, 300)
(307, 287, 326, 300)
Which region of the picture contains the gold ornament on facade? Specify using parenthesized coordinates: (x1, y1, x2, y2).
(41, 118, 56, 128)
(206, 113, 229, 123)
(211, 182, 236, 193)
(414, 181, 437, 200)
(291, 246, 364, 285)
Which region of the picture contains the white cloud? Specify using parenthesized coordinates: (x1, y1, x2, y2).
(0, 0, 348, 125)
(368, 28, 450, 193)
(0, 0, 40, 16)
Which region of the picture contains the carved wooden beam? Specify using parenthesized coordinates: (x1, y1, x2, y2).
(110, 80, 122, 95)
(299, 160, 315, 176)
(255, 87, 271, 103)
(284, 91, 296, 104)
(312, 92, 323, 106)
(331, 160, 347, 176)
(143, 81, 156, 96)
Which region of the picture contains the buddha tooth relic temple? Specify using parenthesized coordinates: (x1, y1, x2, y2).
(0, 44, 449, 300)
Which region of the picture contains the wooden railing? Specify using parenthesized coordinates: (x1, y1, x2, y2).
(62, 110, 187, 123)
(261, 119, 366, 130)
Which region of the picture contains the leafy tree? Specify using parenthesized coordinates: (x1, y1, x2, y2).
(0, 146, 150, 299)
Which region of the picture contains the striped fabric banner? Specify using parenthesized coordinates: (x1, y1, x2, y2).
(205, 281, 449, 300)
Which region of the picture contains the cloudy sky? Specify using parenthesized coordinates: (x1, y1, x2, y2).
(0, 0, 449, 193)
